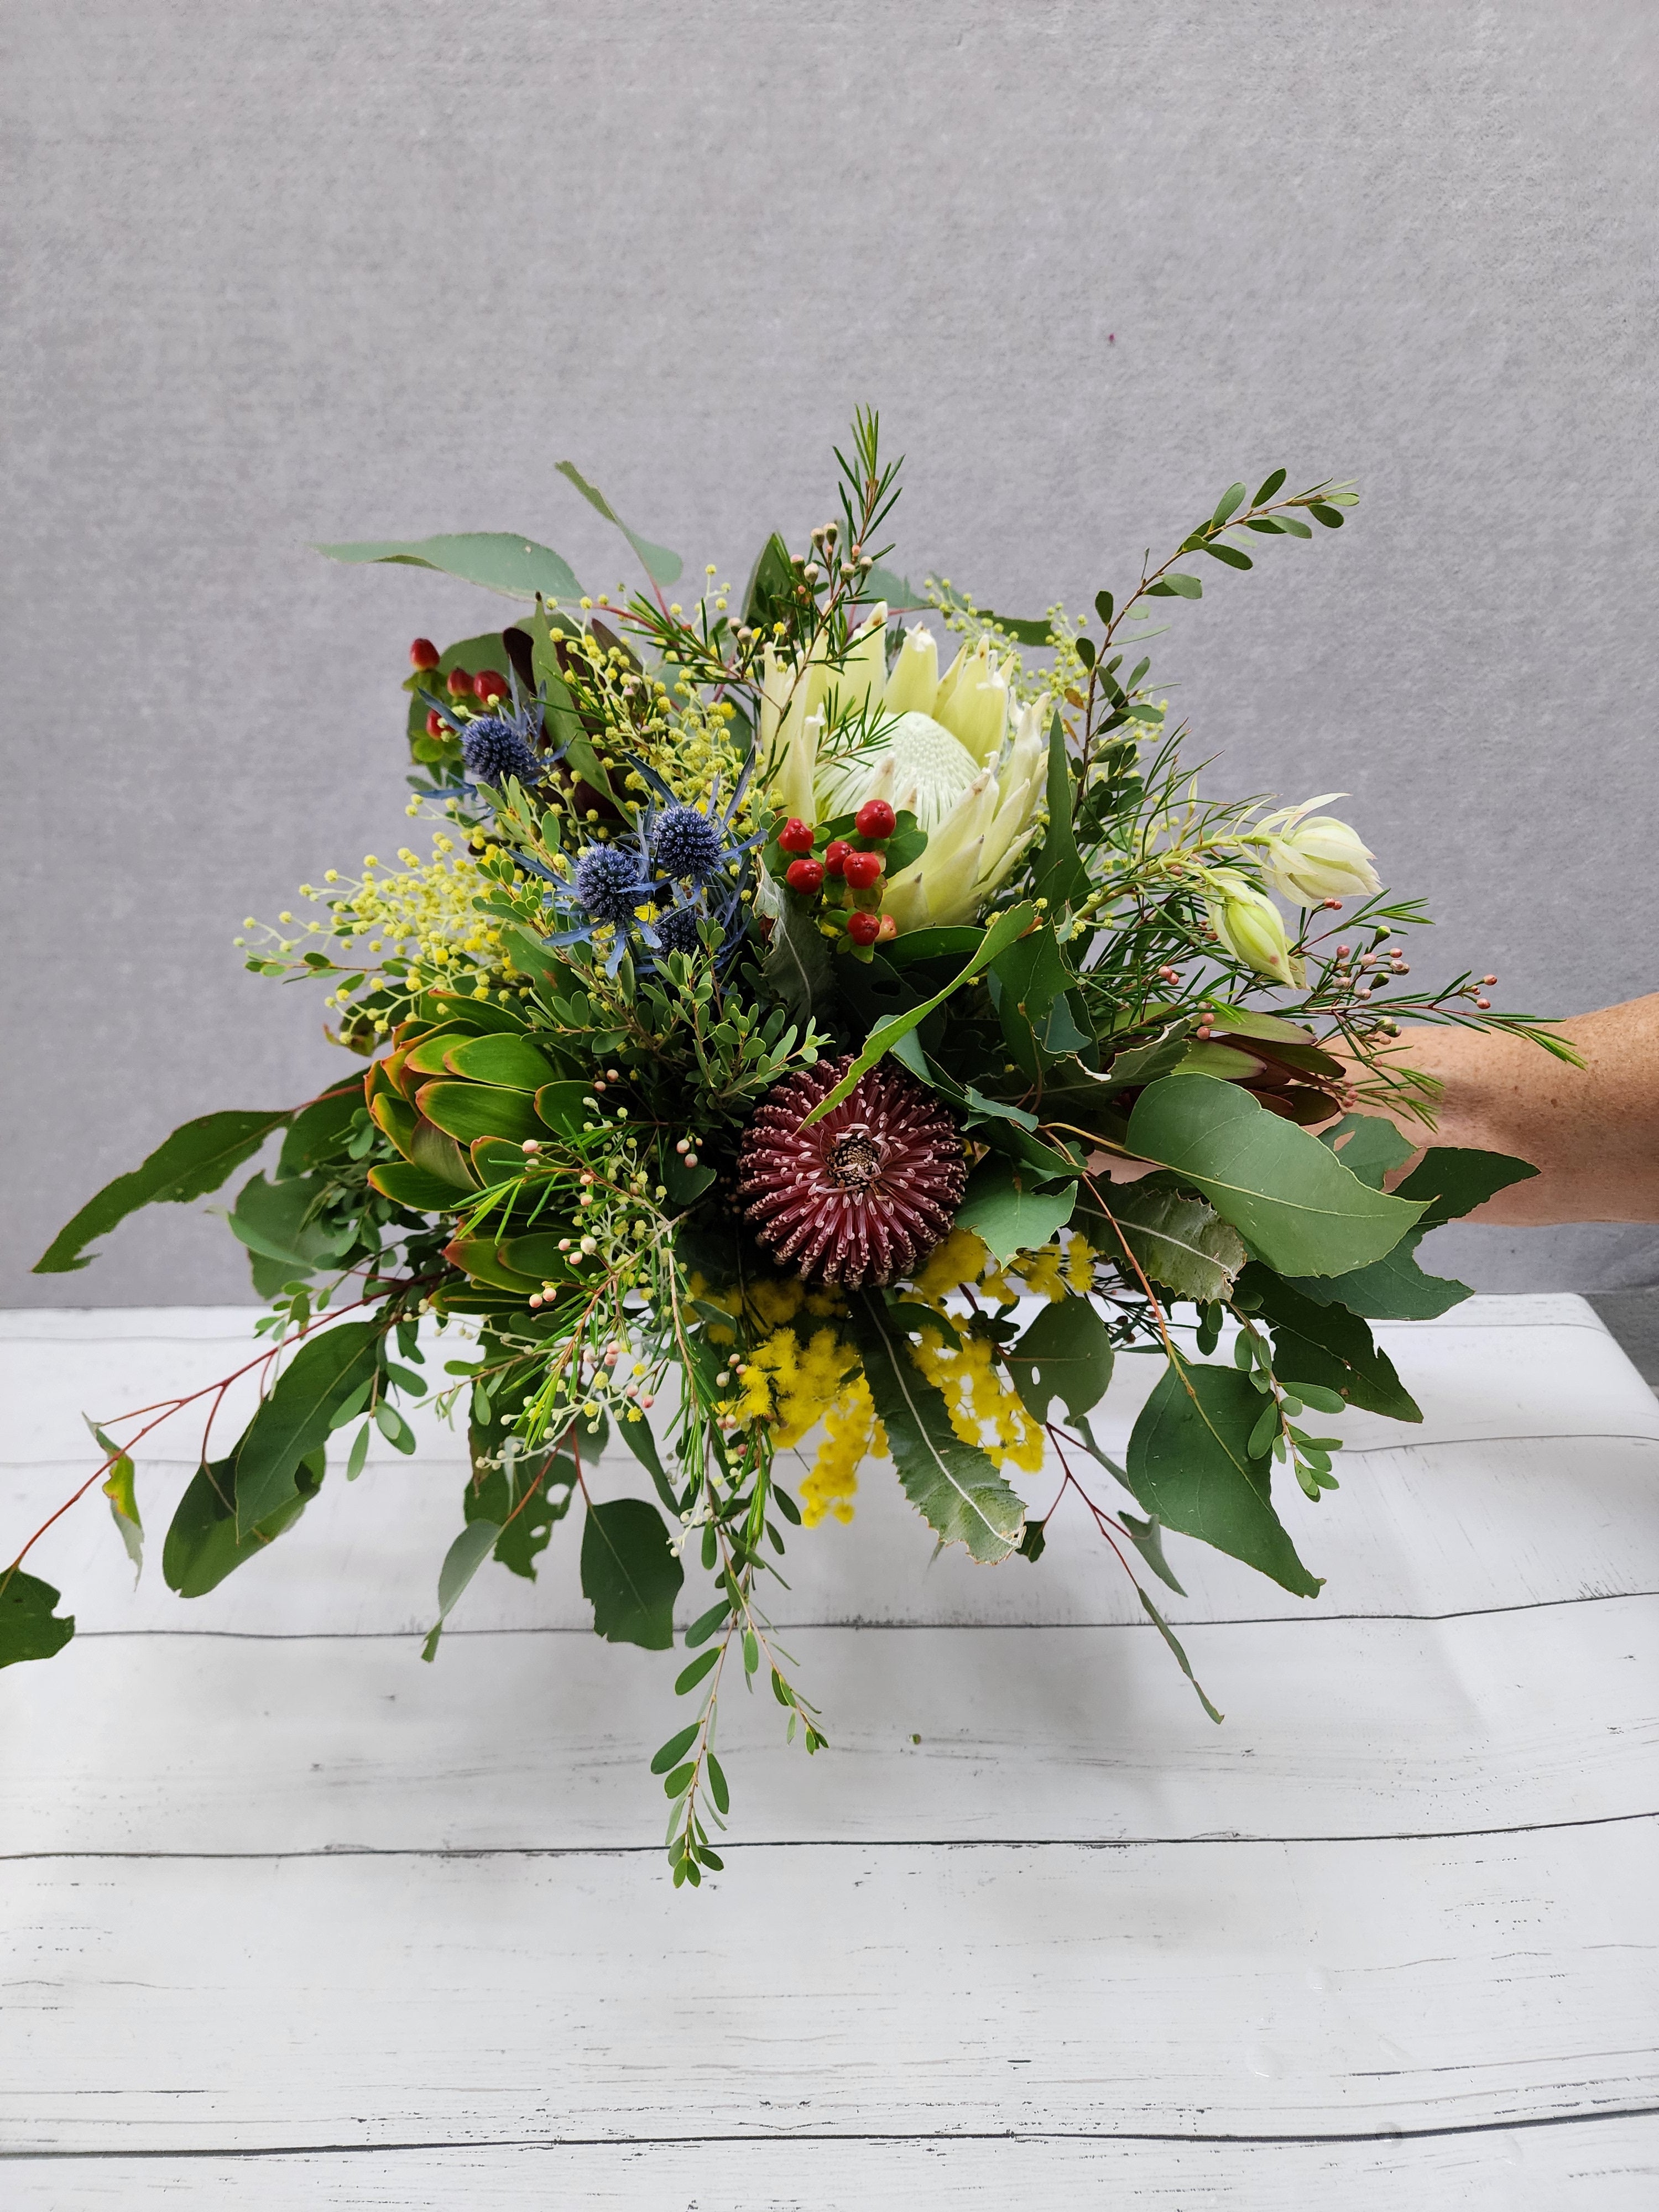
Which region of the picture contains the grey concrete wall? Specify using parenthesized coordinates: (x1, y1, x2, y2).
(3, 0, 1656, 1305)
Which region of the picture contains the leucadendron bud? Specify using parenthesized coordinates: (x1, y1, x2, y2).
(1255, 795, 1381, 905)
(1204, 868, 1299, 986)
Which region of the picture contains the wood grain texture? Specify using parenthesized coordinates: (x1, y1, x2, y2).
(2, 1300, 1655, 2205)
(5, 1600, 1656, 1855)
(4, 1828, 1656, 2153)
(3, 2121, 1657, 2210)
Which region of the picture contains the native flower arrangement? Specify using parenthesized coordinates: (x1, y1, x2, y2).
(8, 417, 1563, 1886)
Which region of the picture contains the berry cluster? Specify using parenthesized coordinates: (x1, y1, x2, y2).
(776, 800, 900, 952)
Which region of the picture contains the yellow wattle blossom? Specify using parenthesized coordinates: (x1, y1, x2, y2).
(911, 1327, 1046, 1475)
(735, 1324, 859, 1449)
(802, 1373, 882, 1527)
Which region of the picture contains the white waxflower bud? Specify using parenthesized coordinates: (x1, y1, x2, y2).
(1205, 869, 1298, 985)
(1254, 794, 1381, 904)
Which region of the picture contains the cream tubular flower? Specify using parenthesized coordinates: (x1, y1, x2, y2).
(1254, 794, 1381, 905)
(1204, 868, 1299, 986)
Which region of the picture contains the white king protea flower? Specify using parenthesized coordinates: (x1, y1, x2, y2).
(759, 608, 1048, 930)
(1254, 794, 1381, 905)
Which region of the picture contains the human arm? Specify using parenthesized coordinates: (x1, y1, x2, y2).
(1356, 995, 1659, 1225)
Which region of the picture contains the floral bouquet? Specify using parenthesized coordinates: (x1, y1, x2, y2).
(9, 415, 1563, 1886)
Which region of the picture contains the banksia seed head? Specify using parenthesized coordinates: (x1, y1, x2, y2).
(735, 1056, 967, 1287)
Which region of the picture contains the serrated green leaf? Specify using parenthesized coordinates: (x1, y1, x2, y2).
(851, 1292, 1025, 1563)
(1125, 1363, 1322, 1598)
(35, 1108, 293, 1274)
(1242, 1266, 1422, 1421)
(1288, 1233, 1471, 1321)
(1005, 1294, 1114, 1426)
(1126, 1076, 1422, 1277)
(1318, 1112, 1416, 1190)
(1095, 1184, 1248, 1302)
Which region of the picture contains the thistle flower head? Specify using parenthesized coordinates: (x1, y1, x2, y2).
(650, 804, 724, 884)
(460, 712, 542, 789)
(573, 843, 647, 924)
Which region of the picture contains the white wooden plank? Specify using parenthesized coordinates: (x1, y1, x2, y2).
(5, 1301, 1658, 1635)
(5, 1600, 1655, 1855)
(3, 1826, 1655, 2153)
(3, 2120, 1656, 2210)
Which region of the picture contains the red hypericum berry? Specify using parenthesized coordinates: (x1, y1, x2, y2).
(447, 666, 474, 697)
(778, 818, 816, 855)
(409, 637, 441, 671)
(473, 668, 508, 703)
(847, 910, 882, 946)
(425, 708, 447, 739)
(855, 798, 896, 841)
(842, 850, 884, 891)
(823, 838, 854, 878)
(785, 858, 825, 896)
(877, 914, 897, 942)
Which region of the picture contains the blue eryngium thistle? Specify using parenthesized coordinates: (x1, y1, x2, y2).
(650, 805, 724, 885)
(461, 714, 542, 788)
(653, 902, 705, 954)
(573, 843, 648, 924)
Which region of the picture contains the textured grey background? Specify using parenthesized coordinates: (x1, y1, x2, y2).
(3, 0, 1656, 1307)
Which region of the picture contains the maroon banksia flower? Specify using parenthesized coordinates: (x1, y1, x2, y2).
(735, 1056, 968, 1288)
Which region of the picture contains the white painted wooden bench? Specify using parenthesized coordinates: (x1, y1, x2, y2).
(3, 1296, 1656, 2206)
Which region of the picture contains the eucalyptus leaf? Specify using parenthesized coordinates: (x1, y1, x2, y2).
(0, 1569, 75, 1669)
(1126, 1076, 1422, 1277)
(1138, 1585, 1223, 1723)
(233, 1321, 382, 1536)
(1242, 1266, 1422, 1422)
(420, 1516, 504, 1661)
(555, 461, 683, 586)
(1120, 1510, 1186, 1595)
(1005, 1294, 1114, 1426)
(163, 1449, 324, 1599)
(956, 1159, 1077, 1265)
(1124, 1363, 1322, 1599)
(851, 1292, 1025, 1564)
(581, 1496, 684, 1649)
(35, 1108, 293, 1274)
(314, 531, 585, 603)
